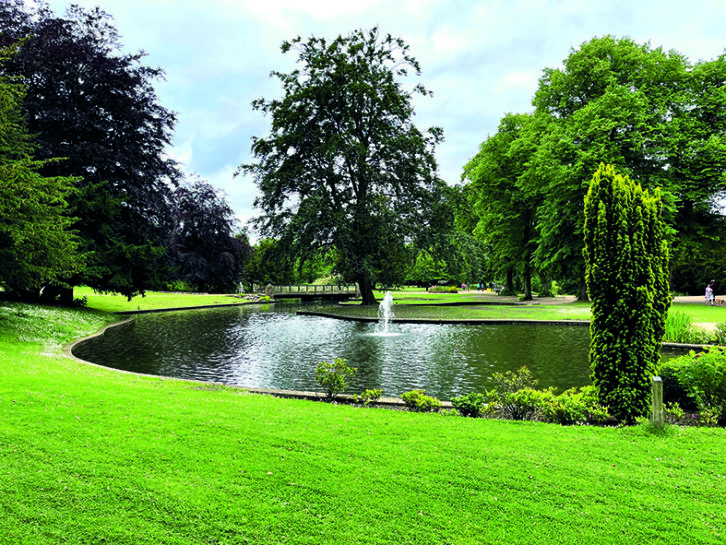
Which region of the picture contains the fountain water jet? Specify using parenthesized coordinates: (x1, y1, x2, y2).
(375, 291, 397, 336)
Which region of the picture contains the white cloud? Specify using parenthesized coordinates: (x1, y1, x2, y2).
(46, 0, 726, 213)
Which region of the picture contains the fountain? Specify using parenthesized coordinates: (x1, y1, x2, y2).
(376, 291, 396, 335)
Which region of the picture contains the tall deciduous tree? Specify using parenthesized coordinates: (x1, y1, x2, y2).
(530, 36, 726, 298)
(0, 2, 179, 300)
(0, 48, 81, 295)
(463, 113, 545, 299)
(167, 179, 250, 293)
(241, 28, 445, 305)
(584, 163, 670, 423)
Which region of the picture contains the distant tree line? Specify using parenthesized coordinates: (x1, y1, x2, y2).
(462, 36, 726, 299)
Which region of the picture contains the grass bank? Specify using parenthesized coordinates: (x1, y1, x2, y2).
(2, 301, 726, 544)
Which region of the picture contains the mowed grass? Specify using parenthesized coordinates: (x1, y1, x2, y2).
(74, 286, 247, 314)
(2, 301, 726, 543)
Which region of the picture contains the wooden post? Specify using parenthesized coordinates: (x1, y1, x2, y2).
(652, 376, 664, 428)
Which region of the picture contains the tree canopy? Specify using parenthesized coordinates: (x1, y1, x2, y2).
(241, 27, 447, 304)
(0, 1, 179, 300)
(0, 47, 81, 296)
(463, 36, 726, 298)
(166, 179, 251, 293)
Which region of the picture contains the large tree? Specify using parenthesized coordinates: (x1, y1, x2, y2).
(241, 28, 445, 304)
(529, 36, 726, 297)
(0, 2, 179, 301)
(166, 179, 251, 293)
(0, 47, 81, 296)
(463, 113, 545, 299)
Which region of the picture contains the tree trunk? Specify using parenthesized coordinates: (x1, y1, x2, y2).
(522, 265, 533, 301)
(358, 273, 377, 305)
(59, 286, 74, 306)
(505, 269, 514, 296)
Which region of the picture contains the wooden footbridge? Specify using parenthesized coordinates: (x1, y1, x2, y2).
(253, 284, 359, 301)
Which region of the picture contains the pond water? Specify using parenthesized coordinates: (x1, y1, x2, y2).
(72, 303, 681, 400)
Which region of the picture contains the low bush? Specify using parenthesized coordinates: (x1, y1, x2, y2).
(715, 322, 726, 346)
(451, 392, 487, 417)
(315, 358, 357, 400)
(401, 389, 441, 412)
(428, 286, 458, 293)
(354, 388, 383, 406)
(658, 349, 726, 425)
(481, 369, 609, 425)
(541, 386, 610, 425)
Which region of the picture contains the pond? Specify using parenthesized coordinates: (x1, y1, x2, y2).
(72, 303, 680, 400)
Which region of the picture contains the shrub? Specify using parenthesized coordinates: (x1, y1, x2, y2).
(487, 366, 539, 395)
(541, 386, 610, 425)
(354, 388, 383, 406)
(315, 358, 356, 400)
(484, 369, 610, 425)
(715, 322, 726, 346)
(400, 389, 441, 412)
(659, 349, 726, 425)
(584, 164, 670, 423)
(658, 361, 697, 411)
(451, 392, 487, 417)
(428, 286, 458, 293)
(501, 388, 551, 421)
(664, 402, 687, 425)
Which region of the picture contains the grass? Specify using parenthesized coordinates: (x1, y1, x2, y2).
(2, 299, 726, 543)
(74, 286, 250, 313)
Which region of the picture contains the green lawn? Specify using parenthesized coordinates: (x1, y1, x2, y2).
(2, 300, 726, 544)
(74, 286, 250, 313)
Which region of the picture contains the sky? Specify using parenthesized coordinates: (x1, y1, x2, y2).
(45, 0, 726, 235)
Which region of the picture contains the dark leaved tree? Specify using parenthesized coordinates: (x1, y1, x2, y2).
(167, 179, 250, 293)
(0, 2, 179, 301)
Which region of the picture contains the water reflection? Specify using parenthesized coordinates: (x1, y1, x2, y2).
(74, 303, 596, 399)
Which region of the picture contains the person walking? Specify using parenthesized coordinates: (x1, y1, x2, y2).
(706, 280, 716, 305)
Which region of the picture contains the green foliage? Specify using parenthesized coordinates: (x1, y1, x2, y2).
(242, 27, 446, 305)
(0, 49, 82, 295)
(353, 388, 383, 406)
(715, 322, 726, 346)
(315, 358, 357, 400)
(664, 311, 697, 344)
(488, 366, 539, 395)
(463, 113, 545, 300)
(450, 392, 487, 417)
(659, 349, 726, 425)
(541, 386, 610, 425)
(400, 389, 441, 413)
(428, 285, 459, 293)
(1, 5, 180, 300)
(484, 368, 609, 425)
(664, 402, 687, 425)
(584, 164, 670, 423)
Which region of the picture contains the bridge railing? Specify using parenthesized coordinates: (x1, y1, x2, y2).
(252, 284, 359, 296)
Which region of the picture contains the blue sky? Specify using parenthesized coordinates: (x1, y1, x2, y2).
(46, 0, 726, 234)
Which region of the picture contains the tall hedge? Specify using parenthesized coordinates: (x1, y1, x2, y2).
(583, 163, 670, 422)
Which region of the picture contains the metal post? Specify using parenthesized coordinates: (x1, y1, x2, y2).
(652, 376, 664, 428)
